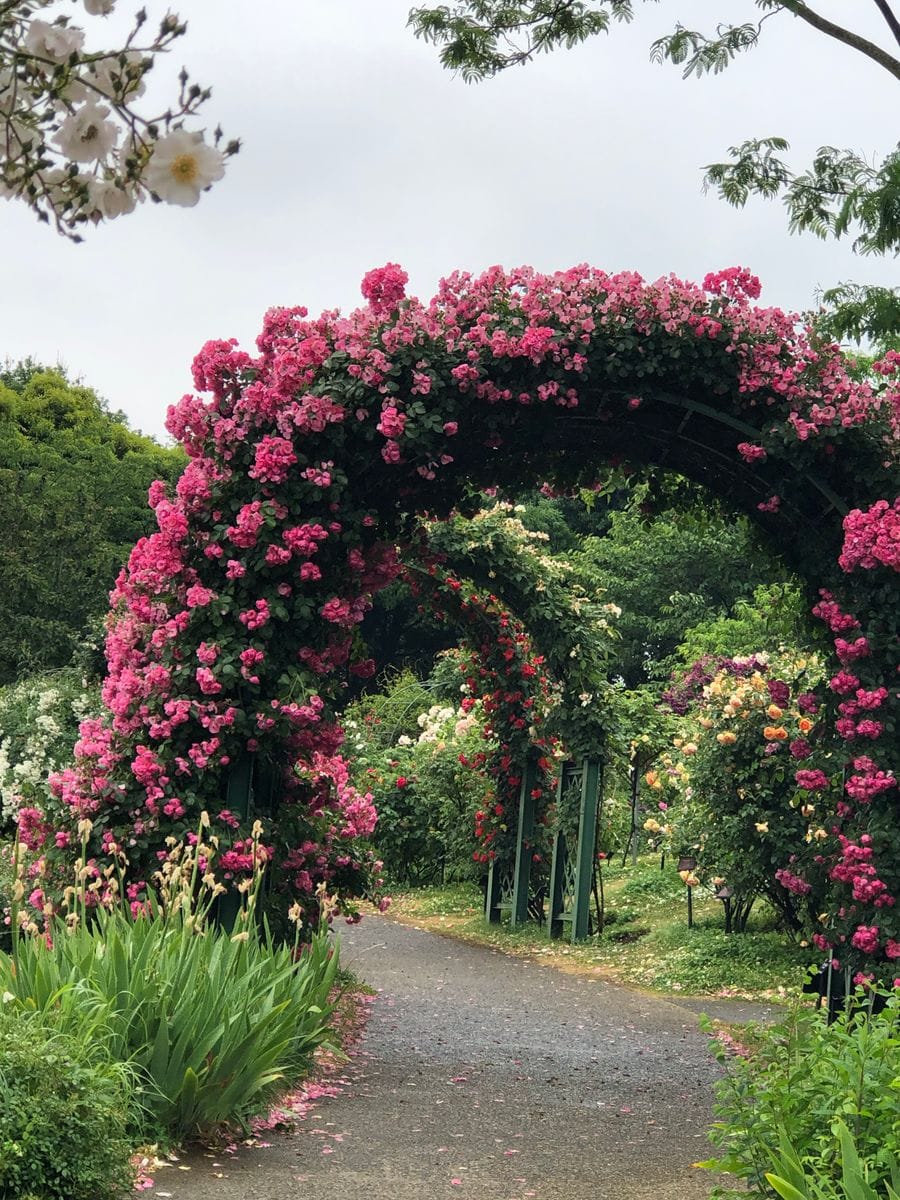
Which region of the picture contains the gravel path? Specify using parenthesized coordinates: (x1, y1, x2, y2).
(155, 916, 768, 1200)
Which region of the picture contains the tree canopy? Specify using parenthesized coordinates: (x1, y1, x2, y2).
(410, 1, 900, 339)
(0, 363, 184, 681)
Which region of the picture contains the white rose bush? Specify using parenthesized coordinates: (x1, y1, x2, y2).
(0, 0, 237, 237)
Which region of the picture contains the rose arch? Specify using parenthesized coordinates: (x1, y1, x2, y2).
(27, 262, 898, 975)
(399, 505, 618, 931)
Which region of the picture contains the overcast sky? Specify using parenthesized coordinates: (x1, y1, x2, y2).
(2, 0, 897, 440)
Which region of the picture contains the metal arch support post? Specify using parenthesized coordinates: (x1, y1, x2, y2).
(510, 755, 538, 928)
(571, 758, 601, 942)
(218, 753, 255, 930)
(227, 752, 254, 821)
(485, 860, 503, 924)
(547, 765, 570, 940)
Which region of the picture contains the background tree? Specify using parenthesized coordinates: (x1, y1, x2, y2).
(674, 582, 813, 667)
(0, 362, 183, 681)
(575, 504, 795, 687)
(409, 0, 900, 339)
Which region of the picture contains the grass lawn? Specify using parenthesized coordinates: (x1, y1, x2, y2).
(381, 857, 816, 1001)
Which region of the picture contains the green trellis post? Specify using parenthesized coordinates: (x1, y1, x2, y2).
(547, 757, 602, 942)
(510, 755, 537, 927)
(217, 752, 254, 930)
(485, 857, 504, 924)
(485, 755, 538, 925)
(216, 753, 279, 930)
(226, 751, 254, 823)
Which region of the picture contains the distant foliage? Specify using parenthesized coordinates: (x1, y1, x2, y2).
(580, 508, 787, 686)
(0, 364, 183, 682)
(0, 668, 98, 830)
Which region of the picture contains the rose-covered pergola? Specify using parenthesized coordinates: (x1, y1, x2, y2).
(401, 505, 618, 934)
(29, 262, 898, 973)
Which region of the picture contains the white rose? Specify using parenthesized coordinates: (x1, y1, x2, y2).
(88, 177, 137, 219)
(86, 51, 147, 100)
(25, 19, 86, 63)
(144, 129, 225, 207)
(53, 100, 118, 163)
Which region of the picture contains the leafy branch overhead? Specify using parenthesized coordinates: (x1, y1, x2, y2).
(410, 0, 900, 336)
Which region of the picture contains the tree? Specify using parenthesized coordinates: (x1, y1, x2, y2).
(0, 2, 237, 238)
(575, 506, 790, 687)
(675, 582, 814, 667)
(409, 1, 900, 339)
(0, 362, 184, 681)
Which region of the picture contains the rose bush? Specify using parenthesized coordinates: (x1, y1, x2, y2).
(345, 678, 494, 885)
(662, 652, 834, 932)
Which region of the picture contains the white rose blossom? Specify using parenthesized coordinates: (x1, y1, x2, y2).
(25, 19, 85, 62)
(144, 128, 225, 206)
(88, 176, 137, 219)
(0, 3, 237, 237)
(53, 99, 118, 162)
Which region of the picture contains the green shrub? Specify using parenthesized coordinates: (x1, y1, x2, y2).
(766, 1119, 900, 1200)
(701, 991, 900, 1197)
(346, 674, 493, 885)
(0, 1006, 134, 1199)
(0, 907, 339, 1141)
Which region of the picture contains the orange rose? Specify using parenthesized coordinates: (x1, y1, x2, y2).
(763, 725, 789, 741)
(798, 717, 813, 733)
(766, 704, 783, 720)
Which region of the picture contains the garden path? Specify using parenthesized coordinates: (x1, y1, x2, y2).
(155, 916, 773, 1200)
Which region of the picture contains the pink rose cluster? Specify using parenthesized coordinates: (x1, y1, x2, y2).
(840, 499, 900, 573)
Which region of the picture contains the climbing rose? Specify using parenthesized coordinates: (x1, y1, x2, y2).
(361, 263, 408, 312)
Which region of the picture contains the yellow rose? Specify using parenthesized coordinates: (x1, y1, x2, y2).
(755, 821, 769, 833)
(717, 731, 737, 745)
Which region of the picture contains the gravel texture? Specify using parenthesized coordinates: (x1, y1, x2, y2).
(154, 915, 765, 1200)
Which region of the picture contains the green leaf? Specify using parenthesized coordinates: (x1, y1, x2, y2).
(765, 1173, 808, 1200)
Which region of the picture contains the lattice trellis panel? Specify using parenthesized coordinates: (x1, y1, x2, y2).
(548, 758, 602, 942)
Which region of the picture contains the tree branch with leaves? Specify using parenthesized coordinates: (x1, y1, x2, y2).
(409, 0, 900, 338)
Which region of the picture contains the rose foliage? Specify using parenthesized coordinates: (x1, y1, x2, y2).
(660, 651, 835, 934)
